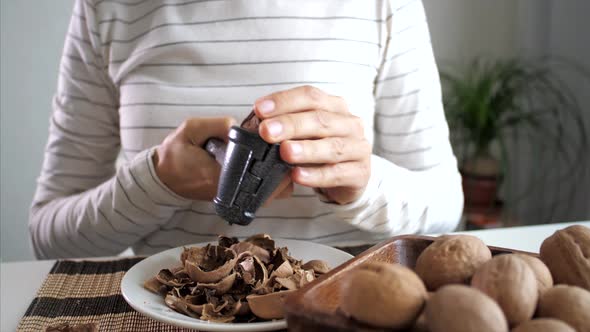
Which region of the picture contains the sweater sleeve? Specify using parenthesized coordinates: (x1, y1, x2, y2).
(29, 0, 192, 259)
(318, 0, 464, 235)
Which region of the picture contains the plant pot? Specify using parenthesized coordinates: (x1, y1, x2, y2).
(461, 171, 498, 207)
(205, 126, 291, 226)
(460, 155, 500, 207)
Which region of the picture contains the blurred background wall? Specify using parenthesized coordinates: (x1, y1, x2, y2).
(1, 0, 588, 261)
(425, 0, 590, 227)
(1, 0, 75, 262)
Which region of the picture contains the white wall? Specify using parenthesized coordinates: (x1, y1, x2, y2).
(513, 0, 590, 222)
(425, 0, 590, 224)
(546, 1, 590, 156)
(424, 0, 519, 63)
(1, 1, 75, 261)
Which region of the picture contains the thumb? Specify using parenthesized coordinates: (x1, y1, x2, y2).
(181, 117, 237, 146)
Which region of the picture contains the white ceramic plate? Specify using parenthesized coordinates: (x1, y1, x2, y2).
(121, 239, 353, 332)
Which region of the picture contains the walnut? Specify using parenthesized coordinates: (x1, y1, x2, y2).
(514, 254, 553, 295)
(246, 290, 295, 320)
(240, 110, 261, 131)
(537, 285, 590, 332)
(416, 235, 491, 290)
(540, 225, 590, 290)
(425, 285, 507, 332)
(511, 318, 575, 332)
(471, 254, 538, 327)
(339, 262, 427, 329)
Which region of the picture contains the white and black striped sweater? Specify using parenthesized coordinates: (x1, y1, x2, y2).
(30, 0, 463, 259)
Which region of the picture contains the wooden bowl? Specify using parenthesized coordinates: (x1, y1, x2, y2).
(284, 235, 537, 331)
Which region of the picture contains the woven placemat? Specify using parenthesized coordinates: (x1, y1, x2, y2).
(16, 245, 372, 332)
(17, 257, 199, 332)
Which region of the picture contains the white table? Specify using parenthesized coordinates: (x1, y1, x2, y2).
(1, 221, 588, 331)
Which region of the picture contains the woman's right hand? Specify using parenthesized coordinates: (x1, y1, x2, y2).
(153, 117, 236, 201)
(153, 117, 293, 202)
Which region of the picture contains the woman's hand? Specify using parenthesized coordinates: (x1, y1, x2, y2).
(153, 117, 293, 202)
(254, 85, 372, 204)
(153, 117, 235, 201)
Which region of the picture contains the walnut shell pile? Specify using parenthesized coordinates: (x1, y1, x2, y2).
(144, 234, 330, 323)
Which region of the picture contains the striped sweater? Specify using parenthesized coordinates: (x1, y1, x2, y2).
(30, 0, 463, 259)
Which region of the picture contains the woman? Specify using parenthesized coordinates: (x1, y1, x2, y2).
(30, 0, 463, 259)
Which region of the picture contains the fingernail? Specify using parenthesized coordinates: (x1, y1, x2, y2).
(290, 143, 302, 155)
(298, 168, 310, 178)
(267, 121, 283, 137)
(257, 99, 275, 114)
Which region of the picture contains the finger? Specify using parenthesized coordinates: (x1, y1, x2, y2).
(280, 137, 372, 164)
(318, 186, 364, 205)
(186, 176, 219, 201)
(179, 117, 237, 146)
(275, 181, 294, 199)
(264, 176, 292, 206)
(291, 161, 370, 189)
(253, 85, 348, 119)
(154, 139, 222, 201)
(259, 110, 364, 143)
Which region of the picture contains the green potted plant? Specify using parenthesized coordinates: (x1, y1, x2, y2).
(441, 57, 588, 216)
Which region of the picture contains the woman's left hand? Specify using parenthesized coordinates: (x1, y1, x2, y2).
(254, 85, 372, 205)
